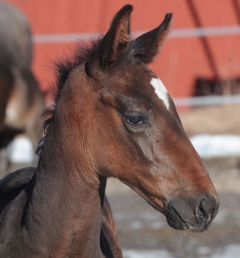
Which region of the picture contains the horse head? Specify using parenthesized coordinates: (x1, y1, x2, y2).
(59, 5, 218, 233)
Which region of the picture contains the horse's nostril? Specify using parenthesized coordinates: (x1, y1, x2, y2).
(195, 194, 213, 220)
(199, 198, 207, 216)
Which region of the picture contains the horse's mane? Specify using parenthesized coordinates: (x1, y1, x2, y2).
(36, 38, 101, 156)
(43, 39, 101, 130)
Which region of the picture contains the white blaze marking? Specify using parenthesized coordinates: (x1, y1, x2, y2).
(150, 78, 170, 109)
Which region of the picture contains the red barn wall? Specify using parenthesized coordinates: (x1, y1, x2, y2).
(6, 0, 240, 98)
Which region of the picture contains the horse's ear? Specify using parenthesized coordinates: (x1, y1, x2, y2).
(130, 13, 172, 64)
(98, 5, 133, 67)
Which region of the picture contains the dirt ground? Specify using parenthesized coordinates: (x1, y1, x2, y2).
(179, 104, 240, 136)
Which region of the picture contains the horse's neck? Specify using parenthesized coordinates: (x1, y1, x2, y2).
(19, 73, 104, 257)
(21, 131, 103, 257)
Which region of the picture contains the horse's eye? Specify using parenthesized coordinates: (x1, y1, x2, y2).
(126, 115, 144, 125)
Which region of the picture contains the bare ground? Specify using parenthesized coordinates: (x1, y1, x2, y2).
(179, 104, 240, 136)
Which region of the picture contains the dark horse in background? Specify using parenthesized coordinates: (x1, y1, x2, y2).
(0, 2, 45, 178)
(0, 5, 219, 258)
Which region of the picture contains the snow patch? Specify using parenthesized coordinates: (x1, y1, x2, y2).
(123, 249, 174, 258)
(123, 245, 240, 258)
(7, 137, 34, 163)
(190, 134, 240, 157)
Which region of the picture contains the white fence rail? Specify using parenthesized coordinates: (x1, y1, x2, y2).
(33, 25, 240, 44)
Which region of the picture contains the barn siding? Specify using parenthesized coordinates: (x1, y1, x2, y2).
(6, 0, 240, 97)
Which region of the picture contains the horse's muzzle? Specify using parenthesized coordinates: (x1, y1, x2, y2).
(166, 193, 219, 232)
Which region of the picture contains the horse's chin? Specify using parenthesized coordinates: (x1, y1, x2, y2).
(166, 215, 210, 233)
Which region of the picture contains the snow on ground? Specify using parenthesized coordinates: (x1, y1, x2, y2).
(123, 249, 174, 258)
(7, 137, 34, 163)
(123, 244, 240, 258)
(190, 134, 240, 158)
(7, 134, 240, 163)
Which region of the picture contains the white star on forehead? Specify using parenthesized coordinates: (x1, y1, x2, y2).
(150, 77, 170, 110)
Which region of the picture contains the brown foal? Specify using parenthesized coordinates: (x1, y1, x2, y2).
(0, 5, 218, 257)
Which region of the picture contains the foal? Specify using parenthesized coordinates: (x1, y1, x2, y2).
(0, 5, 218, 257)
